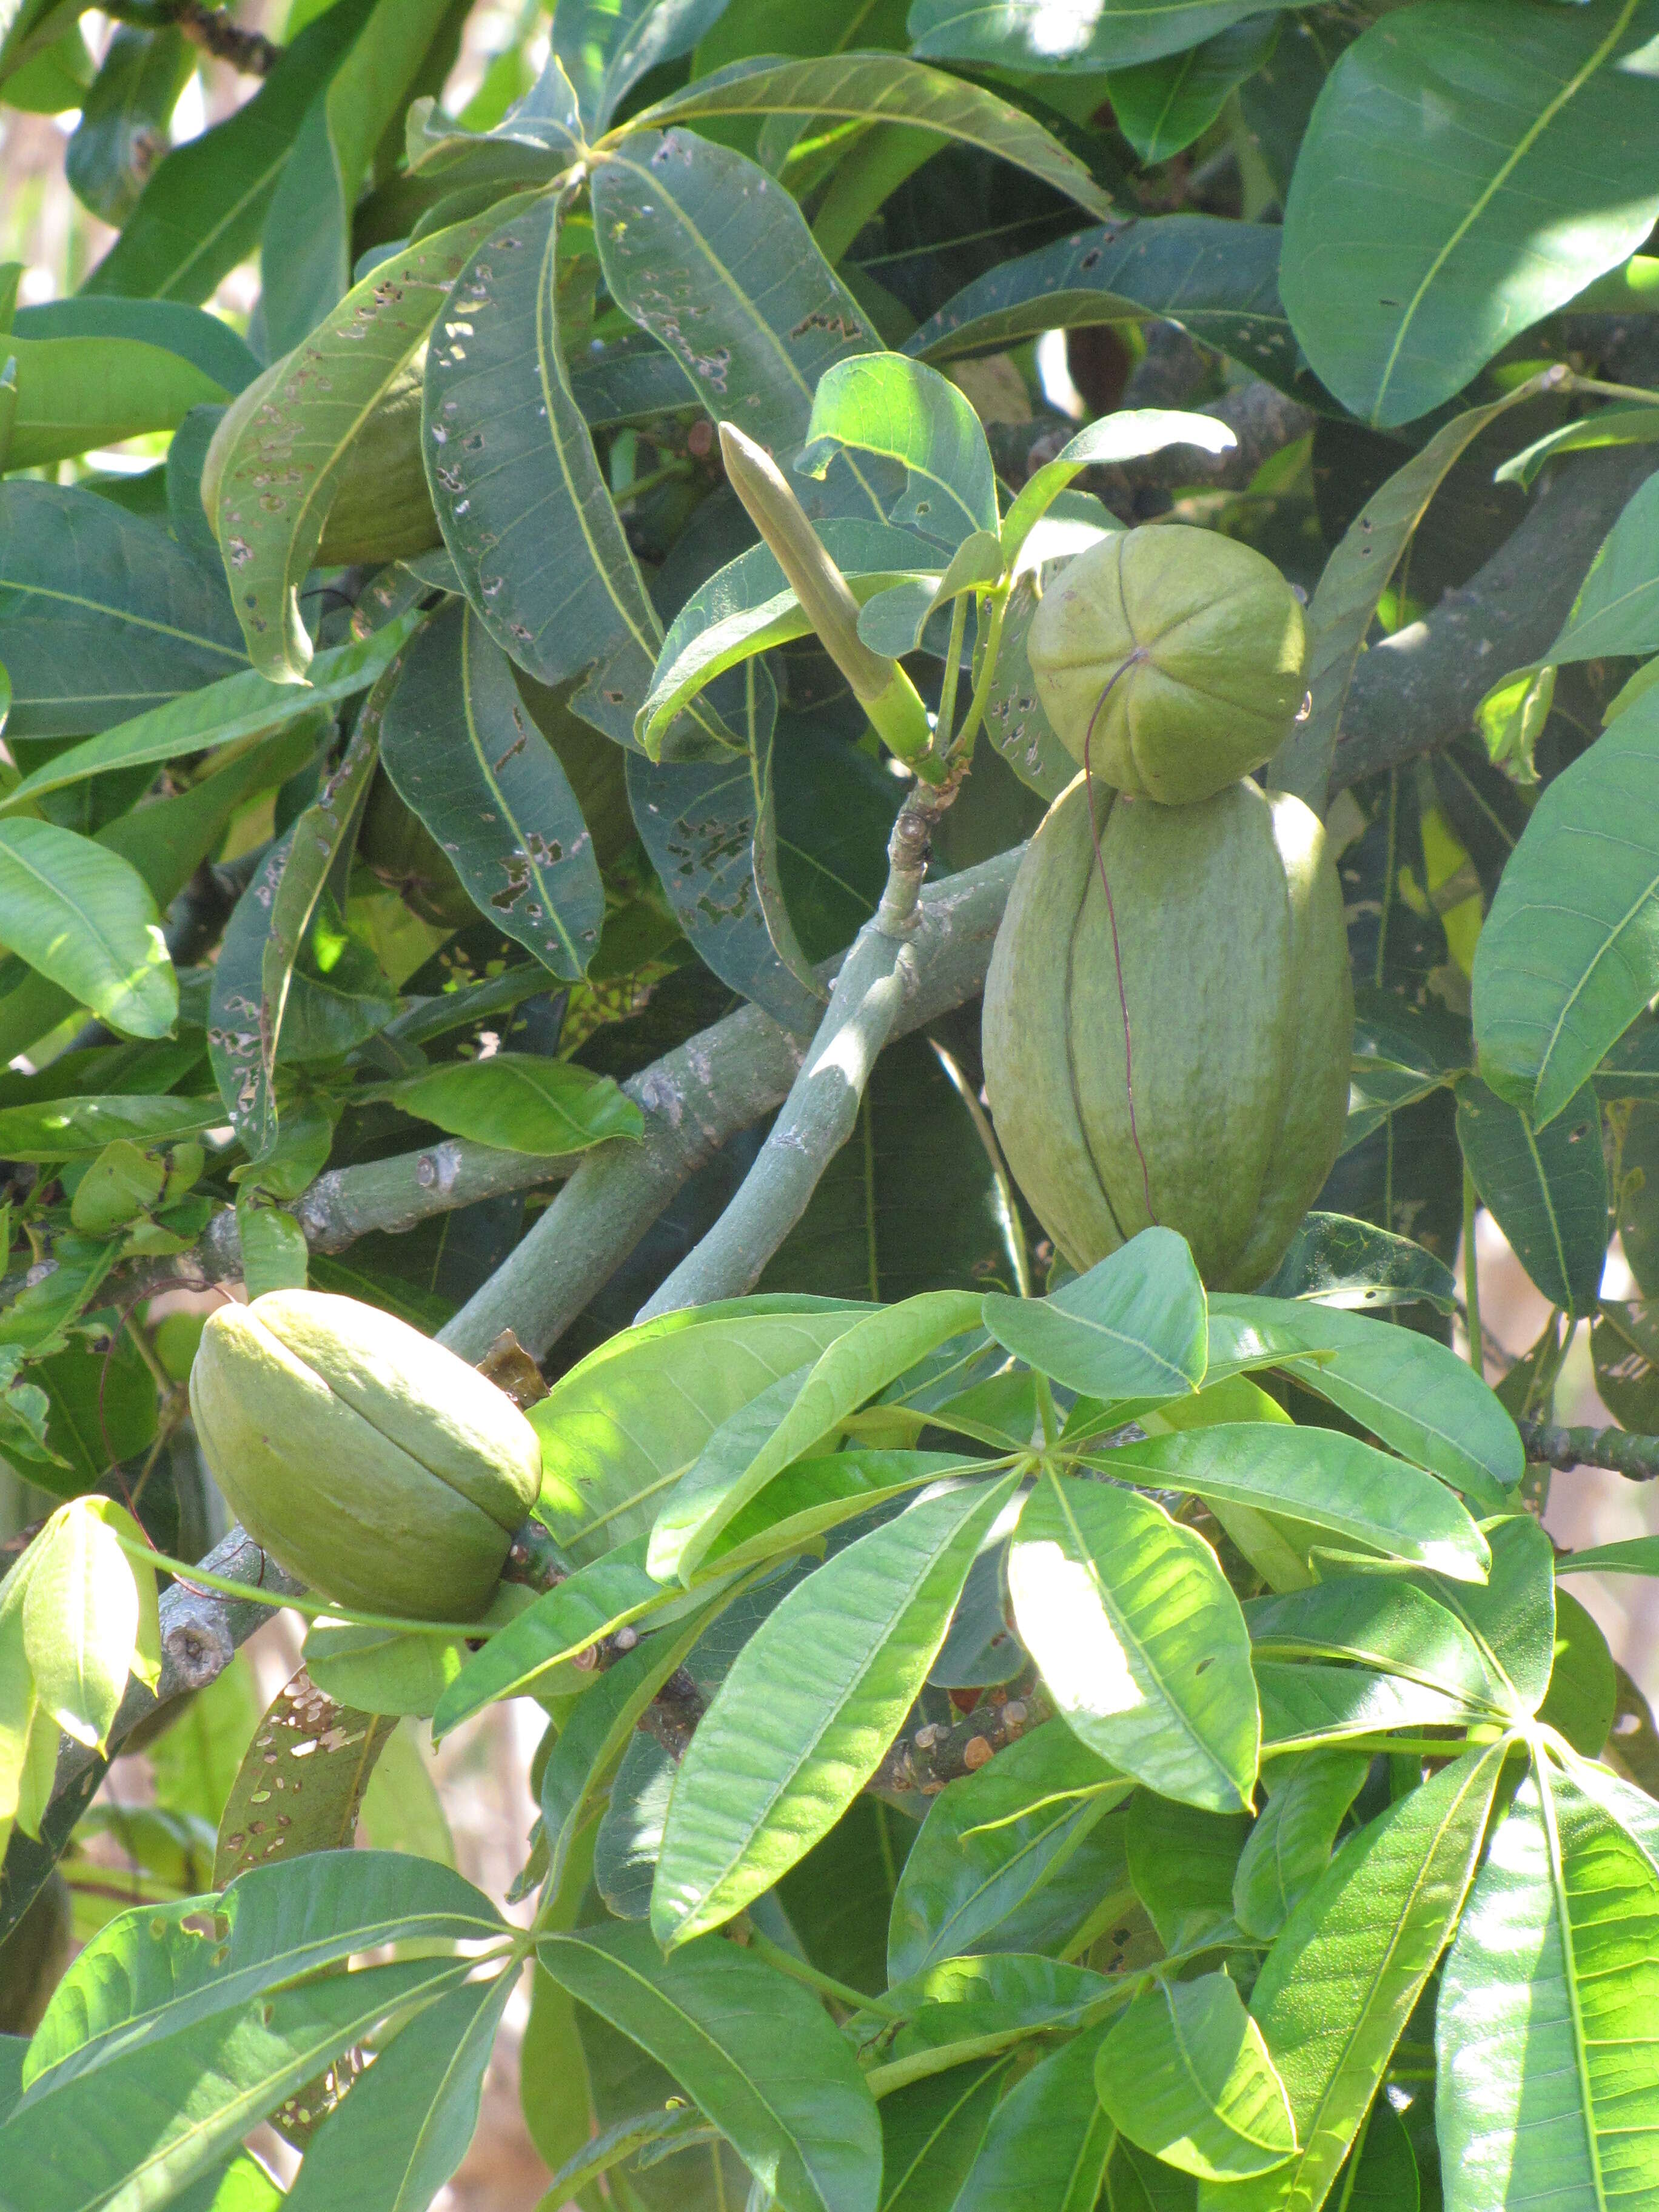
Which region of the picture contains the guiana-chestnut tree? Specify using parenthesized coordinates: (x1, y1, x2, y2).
(3, 2, 1659, 2208)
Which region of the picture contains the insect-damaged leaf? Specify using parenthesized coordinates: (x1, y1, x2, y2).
(381, 600, 605, 980)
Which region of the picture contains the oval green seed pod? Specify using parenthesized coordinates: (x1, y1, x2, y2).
(982, 774, 1352, 1289)
(189, 1290, 542, 1619)
(1026, 526, 1307, 805)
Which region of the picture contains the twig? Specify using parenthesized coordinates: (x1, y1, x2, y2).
(633, 776, 964, 1321)
(869, 1682, 1053, 1799)
(437, 844, 1021, 1359)
(1517, 1418, 1659, 1482)
(166, 2, 281, 75)
(1329, 442, 1659, 802)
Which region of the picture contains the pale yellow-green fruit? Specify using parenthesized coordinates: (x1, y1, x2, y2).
(982, 774, 1352, 1289)
(1026, 526, 1307, 805)
(189, 1290, 541, 1619)
(201, 354, 440, 568)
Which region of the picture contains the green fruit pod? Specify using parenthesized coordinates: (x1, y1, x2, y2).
(189, 1290, 542, 1620)
(1026, 526, 1307, 805)
(983, 775, 1352, 1289)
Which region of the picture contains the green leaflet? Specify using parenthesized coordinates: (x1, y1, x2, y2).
(281, 1972, 512, 2212)
(1009, 1472, 1259, 1814)
(1205, 1741, 1507, 2212)
(1272, 372, 1566, 809)
(648, 1288, 985, 1582)
(887, 1723, 1129, 1982)
(0, 1957, 474, 2212)
(380, 600, 606, 979)
(1455, 1077, 1607, 1313)
(1438, 1756, 1659, 2210)
(536, 1921, 882, 2212)
(1097, 1423, 1490, 1581)
(954, 2029, 1118, 2212)
(423, 189, 695, 754)
(0, 480, 246, 742)
(652, 1474, 1019, 1945)
(1096, 1974, 1296, 2180)
(531, 1298, 870, 1565)
(215, 204, 523, 682)
(909, 0, 1275, 72)
(591, 127, 880, 471)
(906, 217, 1301, 400)
(1472, 691, 1659, 1131)
(982, 1228, 1208, 1403)
(623, 51, 1111, 219)
(1281, 0, 1659, 426)
(0, 820, 174, 1041)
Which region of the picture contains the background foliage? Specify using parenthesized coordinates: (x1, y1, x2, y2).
(3, 0, 1659, 2207)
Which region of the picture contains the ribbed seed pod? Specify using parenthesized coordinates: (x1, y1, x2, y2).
(983, 774, 1352, 1289)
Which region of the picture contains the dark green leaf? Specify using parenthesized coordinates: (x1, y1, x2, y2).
(1455, 1076, 1607, 1315)
(910, 0, 1275, 71)
(954, 2028, 1116, 2212)
(591, 127, 880, 471)
(983, 1227, 1208, 1402)
(1538, 1587, 1616, 1760)
(1107, 16, 1280, 164)
(907, 217, 1302, 399)
(877, 2060, 1010, 2212)
(558, 0, 731, 132)
(1472, 691, 1659, 1128)
(536, 1921, 882, 2212)
(382, 600, 605, 979)
(1232, 1749, 1369, 1940)
(888, 1723, 1128, 1981)
(1282, 0, 1659, 426)
(0, 482, 244, 740)
(282, 1972, 511, 2212)
(82, 0, 377, 304)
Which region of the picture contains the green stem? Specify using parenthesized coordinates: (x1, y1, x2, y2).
(615, 458, 690, 505)
(933, 591, 970, 757)
(943, 585, 1010, 769)
(1462, 1162, 1483, 1375)
(1563, 373, 1659, 407)
(744, 1926, 899, 2017)
(111, 1533, 494, 1640)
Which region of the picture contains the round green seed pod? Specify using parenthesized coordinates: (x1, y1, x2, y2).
(982, 774, 1352, 1289)
(189, 1290, 542, 1620)
(1025, 526, 1307, 805)
(202, 354, 440, 568)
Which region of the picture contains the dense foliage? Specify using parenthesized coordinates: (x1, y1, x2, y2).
(3, 1, 1659, 2207)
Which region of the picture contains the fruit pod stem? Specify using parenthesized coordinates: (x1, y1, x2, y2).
(719, 421, 942, 782)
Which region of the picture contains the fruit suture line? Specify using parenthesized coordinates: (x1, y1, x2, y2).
(1082, 646, 1156, 1231)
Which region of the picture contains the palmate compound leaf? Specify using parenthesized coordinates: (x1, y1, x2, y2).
(1008, 1470, 1259, 1814)
(651, 1473, 1021, 1947)
(1437, 1753, 1659, 2211)
(535, 1920, 882, 2212)
(1197, 1741, 1509, 2212)
(1096, 1972, 1296, 2182)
